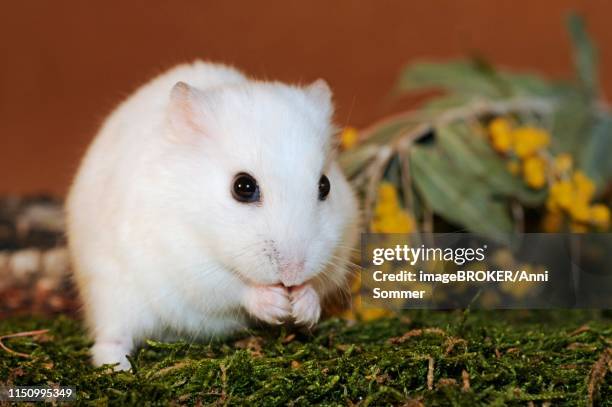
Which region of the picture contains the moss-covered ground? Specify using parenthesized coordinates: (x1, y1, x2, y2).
(0, 310, 610, 406)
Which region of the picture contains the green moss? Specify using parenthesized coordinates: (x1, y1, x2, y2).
(0, 311, 610, 406)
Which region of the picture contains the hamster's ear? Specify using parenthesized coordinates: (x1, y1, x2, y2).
(305, 79, 333, 119)
(167, 81, 208, 142)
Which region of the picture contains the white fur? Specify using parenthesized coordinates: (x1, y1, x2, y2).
(66, 61, 359, 370)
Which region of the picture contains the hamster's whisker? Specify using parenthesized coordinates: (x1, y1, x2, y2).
(328, 253, 362, 273)
(316, 260, 353, 306)
(334, 244, 361, 255)
(317, 259, 349, 288)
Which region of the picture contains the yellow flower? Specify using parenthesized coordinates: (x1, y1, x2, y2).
(371, 211, 415, 233)
(374, 201, 400, 218)
(548, 180, 573, 211)
(488, 117, 513, 153)
(572, 170, 595, 202)
(378, 182, 398, 202)
(589, 204, 610, 230)
(512, 126, 550, 158)
(522, 155, 547, 189)
(542, 211, 563, 232)
(371, 182, 416, 233)
(553, 153, 573, 174)
(568, 198, 591, 223)
(340, 127, 359, 150)
(392, 211, 415, 233)
(489, 117, 512, 135)
(546, 170, 604, 231)
(373, 183, 400, 218)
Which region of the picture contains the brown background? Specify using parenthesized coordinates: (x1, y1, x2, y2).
(1, 0, 611, 196)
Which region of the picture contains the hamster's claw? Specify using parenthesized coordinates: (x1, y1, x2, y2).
(244, 285, 292, 325)
(290, 284, 321, 328)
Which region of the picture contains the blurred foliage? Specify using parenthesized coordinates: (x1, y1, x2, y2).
(338, 14, 611, 322)
(339, 14, 611, 240)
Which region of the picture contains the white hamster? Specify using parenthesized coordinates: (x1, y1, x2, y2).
(66, 61, 359, 370)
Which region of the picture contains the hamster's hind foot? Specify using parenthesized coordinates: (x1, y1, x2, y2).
(91, 339, 133, 371)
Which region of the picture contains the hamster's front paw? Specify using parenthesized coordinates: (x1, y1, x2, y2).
(244, 285, 291, 324)
(290, 284, 321, 327)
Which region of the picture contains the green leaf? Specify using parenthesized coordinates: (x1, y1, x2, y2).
(420, 94, 473, 113)
(567, 14, 599, 98)
(339, 117, 419, 180)
(580, 114, 612, 190)
(339, 144, 380, 179)
(436, 123, 547, 206)
(397, 59, 564, 100)
(396, 60, 502, 98)
(497, 71, 560, 97)
(360, 119, 414, 148)
(550, 95, 593, 156)
(410, 145, 513, 242)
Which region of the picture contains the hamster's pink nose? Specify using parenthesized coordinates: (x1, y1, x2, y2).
(279, 260, 305, 287)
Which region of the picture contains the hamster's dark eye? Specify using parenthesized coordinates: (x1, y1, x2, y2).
(232, 173, 260, 203)
(318, 174, 330, 201)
